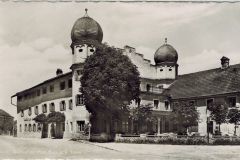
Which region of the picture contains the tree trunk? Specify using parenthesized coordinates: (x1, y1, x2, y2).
(219, 123, 221, 133)
(234, 123, 237, 136)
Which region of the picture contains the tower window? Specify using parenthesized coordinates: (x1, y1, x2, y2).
(169, 68, 172, 71)
(79, 49, 83, 52)
(76, 94, 85, 106)
(160, 68, 163, 72)
(90, 49, 94, 52)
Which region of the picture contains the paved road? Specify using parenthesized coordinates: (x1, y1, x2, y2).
(1, 136, 240, 159)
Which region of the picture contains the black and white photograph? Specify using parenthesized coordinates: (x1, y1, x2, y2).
(1, 1, 240, 159)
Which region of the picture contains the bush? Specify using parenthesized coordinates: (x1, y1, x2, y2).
(90, 133, 114, 143)
(115, 137, 208, 145)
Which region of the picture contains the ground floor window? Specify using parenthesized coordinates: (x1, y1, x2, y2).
(24, 124, 27, 132)
(19, 124, 22, 132)
(37, 123, 41, 132)
(77, 121, 85, 132)
(122, 121, 128, 133)
(70, 122, 73, 132)
(28, 124, 32, 132)
(33, 124, 36, 132)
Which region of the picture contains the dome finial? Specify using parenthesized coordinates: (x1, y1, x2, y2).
(165, 37, 167, 44)
(84, 8, 88, 17)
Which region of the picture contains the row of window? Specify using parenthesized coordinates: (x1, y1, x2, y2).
(21, 94, 85, 117)
(18, 79, 72, 102)
(134, 98, 170, 110)
(19, 123, 41, 133)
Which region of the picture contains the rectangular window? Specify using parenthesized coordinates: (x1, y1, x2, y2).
(76, 94, 84, 106)
(42, 104, 47, 113)
(206, 98, 214, 108)
(154, 100, 159, 109)
(189, 100, 195, 106)
(35, 106, 39, 115)
(50, 85, 54, 92)
(69, 99, 73, 110)
(146, 84, 151, 92)
(37, 89, 40, 96)
(42, 87, 47, 94)
(60, 81, 65, 90)
(228, 97, 236, 108)
(60, 101, 66, 111)
(68, 79, 72, 88)
(50, 103, 55, 112)
(77, 121, 85, 132)
(165, 101, 170, 110)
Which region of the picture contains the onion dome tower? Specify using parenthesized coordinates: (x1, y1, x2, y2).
(154, 38, 179, 80)
(71, 8, 103, 64)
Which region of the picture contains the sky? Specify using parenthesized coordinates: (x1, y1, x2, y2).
(0, 2, 240, 118)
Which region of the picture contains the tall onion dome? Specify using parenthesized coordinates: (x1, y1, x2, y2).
(154, 38, 178, 65)
(71, 8, 103, 48)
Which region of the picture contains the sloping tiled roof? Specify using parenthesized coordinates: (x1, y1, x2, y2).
(167, 64, 240, 99)
(0, 109, 13, 117)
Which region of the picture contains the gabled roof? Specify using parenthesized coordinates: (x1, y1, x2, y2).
(167, 64, 240, 99)
(0, 109, 13, 117)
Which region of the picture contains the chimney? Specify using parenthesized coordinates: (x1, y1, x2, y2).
(220, 56, 230, 69)
(56, 68, 63, 76)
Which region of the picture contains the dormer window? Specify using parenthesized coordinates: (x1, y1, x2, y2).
(165, 101, 170, 110)
(21, 110, 24, 117)
(28, 107, 32, 116)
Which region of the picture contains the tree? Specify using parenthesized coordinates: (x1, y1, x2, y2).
(172, 102, 199, 134)
(131, 103, 155, 133)
(227, 108, 240, 135)
(208, 102, 228, 133)
(80, 45, 140, 134)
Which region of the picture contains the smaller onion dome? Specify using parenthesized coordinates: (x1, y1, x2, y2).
(71, 9, 103, 45)
(154, 38, 178, 65)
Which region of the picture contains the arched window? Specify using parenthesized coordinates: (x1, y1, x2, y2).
(33, 124, 36, 132)
(35, 106, 39, 115)
(19, 124, 22, 132)
(42, 104, 47, 113)
(28, 107, 32, 116)
(28, 124, 32, 132)
(69, 99, 73, 110)
(50, 103, 55, 112)
(60, 101, 66, 111)
(24, 124, 27, 132)
(37, 123, 41, 132)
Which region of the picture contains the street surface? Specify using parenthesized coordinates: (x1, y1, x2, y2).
(0, 136, 240, 159)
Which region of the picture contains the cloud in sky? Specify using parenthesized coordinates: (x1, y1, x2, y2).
(0, 2, 240, 117)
